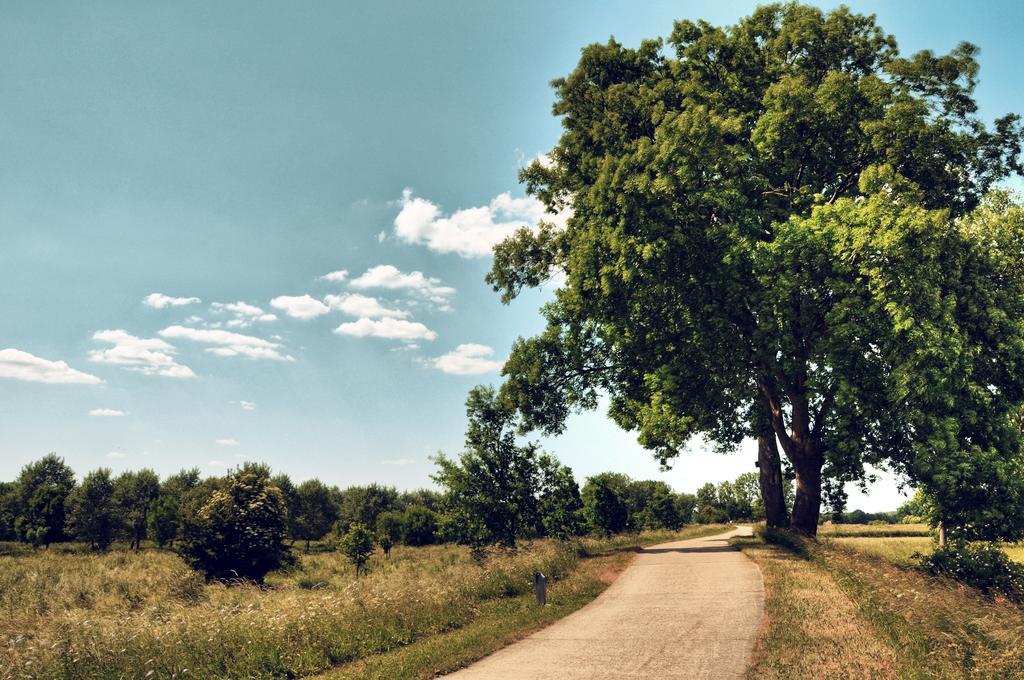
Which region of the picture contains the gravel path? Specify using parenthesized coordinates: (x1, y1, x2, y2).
(445, 527, 764, 679)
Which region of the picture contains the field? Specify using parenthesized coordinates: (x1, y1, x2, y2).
(0, 525, 729, 680)
(738, 524, 1024, 679)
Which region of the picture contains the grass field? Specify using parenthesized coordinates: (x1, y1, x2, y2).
(816, 523, 931, 538)
(0, 525, 729, 679)
(738, 528, 1024, 679)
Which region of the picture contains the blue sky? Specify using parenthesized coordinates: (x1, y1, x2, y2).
(2, 1, 1022, 510)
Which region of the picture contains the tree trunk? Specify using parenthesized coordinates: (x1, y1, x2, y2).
(757, 428, 789, 529)
(938, 522, 946, 547)
(790, 456, 822, 536)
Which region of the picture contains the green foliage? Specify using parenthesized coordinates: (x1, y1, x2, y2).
(338, 523, 375, 576)
(148, 468, 200, 548)
(178, 463, 294, 583)
(536, 453, 585, 538)
(435, 386, 582, 548)
(398, 488, 442, 512)
(337, 483, 399, 533)
(114, 469, 160, 549)
(488, 2, 1024, 537)
(376, 510, 403, 557)
(65, 468, 119, 550)
(581, 473, 628, 536)
(294, 478, 340, 550)
(636, 484, 682, 530)
(0, 481, 18, 541)
(272, 473, 301, 541)
(919, 541, 1024, 601)
(14, 454, 75, 547)
(401, 505, 438, 546)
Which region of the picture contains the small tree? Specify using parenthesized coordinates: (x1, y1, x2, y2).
(337, 484, 399, 533)
(65, 468, 119, 550)
(14, 454, 75, 547)
(536, 454, 584, 539)
(0, 482, 17, 541)
(339, 523, 375, 576)
(674, 493, 697, 526)
(294, 479, 340, 551)
(401, 505, 438, 546)
(433, 386, 543, 550)
(376, 510, 403, 558)
(272, 473, 301, 543)
(638, 485, 682, 530)
(178, 463, 294, 583)
(114, 469, 160, 550)
(148, 468, 200, 548)
(582, 473, 628, 536)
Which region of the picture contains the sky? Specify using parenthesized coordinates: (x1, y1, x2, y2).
(3, 1, 1023, 511)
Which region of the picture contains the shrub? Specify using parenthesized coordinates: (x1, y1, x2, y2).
(919, 541, 1024, 601)
(868, 519, 888, 526)
(901, 515, 923, 525)
(376, 510, 403, 557)
(338, 523, 375, 576)
(178, 463, 294, 583)
(402, 505, 438, 546)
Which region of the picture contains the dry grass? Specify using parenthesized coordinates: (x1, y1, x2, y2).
(736, 537, 899, 679)
(1, 525, 729, 679)
(830, 537, 934, 566)
(738, 531, 1024, 679)
(817, 523, 931, 538)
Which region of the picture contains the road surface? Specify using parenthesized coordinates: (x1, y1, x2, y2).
(445, 527, 764, 679)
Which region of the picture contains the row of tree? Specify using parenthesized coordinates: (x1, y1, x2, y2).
(0, 454, 444, 551)
(1, 447, 762, 556)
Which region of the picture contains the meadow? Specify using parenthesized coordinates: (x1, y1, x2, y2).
(0, 526, 728, 680)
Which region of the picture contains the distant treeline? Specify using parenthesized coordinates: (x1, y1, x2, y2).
(0, 454, 775, 553)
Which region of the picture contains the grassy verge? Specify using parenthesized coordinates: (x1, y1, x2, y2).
(318, 546, 635, 679)
(1, 525, 729, 679)
(736, 530, 1024, 679)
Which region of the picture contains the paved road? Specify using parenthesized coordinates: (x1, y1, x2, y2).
(445, 527, 764, 680)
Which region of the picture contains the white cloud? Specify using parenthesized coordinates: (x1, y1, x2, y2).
(431, 343, 504, 375)
(334, 317, 437, 341)
(0, 348, 103, 384)
(239, 400, 256, 411)
(393, 189, 568, 257)
(89, 329, 196, 378)
(216, 438, 239, 446)
(270, 294, 330, 320)
(89, 408, 126, 417)
(349, 265, 455, 301)
(377, 231, 387, 243)
(324, 293, 409, 319)
(208, 459, 227, 467)
(320, 269, 349, 283)
(381, 458, 416, 466)
(106, 451, 126, 459)
(159, 325, 294, 361)
(144, 293, 201, 309)
(211, 301, 277, 327)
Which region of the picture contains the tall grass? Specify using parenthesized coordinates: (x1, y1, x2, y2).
(1, 526, 729, 679)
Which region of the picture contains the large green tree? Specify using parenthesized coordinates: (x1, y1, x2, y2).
(179, 463, 293, 582)
(148, 468, 200, 548)
(114, 469, 160, 550)
(434, 386, 582, 548)
(489, 3, 1024, 535)
(294, 479, 340, 551)
(65, 468, 119, 550)
(14, 454, 75, 547)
